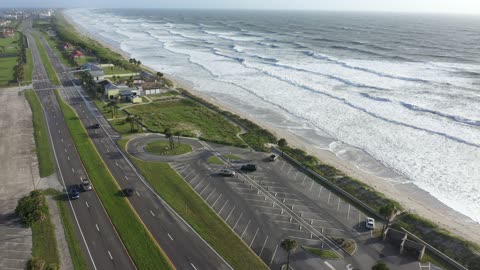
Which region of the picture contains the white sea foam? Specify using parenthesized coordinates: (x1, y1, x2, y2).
(65, 9, 480, 223)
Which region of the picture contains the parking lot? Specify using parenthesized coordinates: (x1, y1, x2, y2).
(127, 134, 420, 270)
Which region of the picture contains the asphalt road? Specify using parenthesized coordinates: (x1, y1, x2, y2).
(26, 28, 136, 270)
(38, 32, 233, 270)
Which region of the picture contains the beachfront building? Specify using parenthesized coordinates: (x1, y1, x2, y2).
(105, 83, 120, 99)
(139, 82, 167, 95)
(81, 63, 105, 81)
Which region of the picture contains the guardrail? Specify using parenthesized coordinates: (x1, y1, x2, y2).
(270, 146, 382, 220)
(401, 227, 468, 270)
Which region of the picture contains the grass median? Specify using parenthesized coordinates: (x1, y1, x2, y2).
(33, 35, 61, 85)
(119, 139, 269, 270)
(25, 90, 54, 177)
(54, 90, 174, 270)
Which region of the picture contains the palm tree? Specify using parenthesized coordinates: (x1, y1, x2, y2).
(136, 60, 141, 66)
(136, 114, 143, 131)
(379, 203, 397, 236)
(126, 115, 136, 132)
(280, 238, 297, 270)
(164, 128, 174, 150)
(156, 71, 163, 78)
(106, 99, 118, 119)
(174, 131, 181, 146)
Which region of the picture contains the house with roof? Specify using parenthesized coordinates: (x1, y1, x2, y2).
(81, 63, 104, 81)
(71, 50, 84, 59)
(2, 28, 14, 38)
(139, 82, 167, 95)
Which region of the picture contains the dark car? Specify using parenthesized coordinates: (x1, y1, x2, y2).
(241, 164, 257, 172)
(123, 188, 135, 197)
(269, 154, 278, 161)
(92, 123, 101, 129)
(69, 186, 80, 200)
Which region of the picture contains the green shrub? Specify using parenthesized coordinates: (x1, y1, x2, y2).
(15, 191, 48, 227)
(27, 257, 45, 270)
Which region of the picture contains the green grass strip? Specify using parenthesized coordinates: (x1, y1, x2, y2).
(33, 35, 61, 85)
(54, 90, 174, 270)
(25, 90, 55, 177)
(25, 48, 34, 83)
(119, 139, 269, 270)
(31, 195, 60, 266)
(56, 197, 88, 270)
(145, 141, 192, 155)
(302, 246, 340, 259)
(207, 155, 225, 165)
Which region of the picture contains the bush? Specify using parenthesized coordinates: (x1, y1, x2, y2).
(27, 257, 45, 270)
(15, 191, 48, 227)
(44, 263, 59, 270)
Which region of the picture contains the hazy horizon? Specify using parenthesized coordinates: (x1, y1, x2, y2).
(2, 0, 480, 15)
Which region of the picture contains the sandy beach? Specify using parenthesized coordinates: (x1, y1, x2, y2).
(63, 13, 480, 245)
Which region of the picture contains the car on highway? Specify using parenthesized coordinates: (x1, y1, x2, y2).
(269, 154, 278, 161)
(366, 217, 375, 230)
(69, 186, 80, 200)
(241, 164, 257, 172)
(92, 123, 101, 129)
(81, 178, 92, 191)
(123, 187, 135, 197)
(219, 168, 236, 177)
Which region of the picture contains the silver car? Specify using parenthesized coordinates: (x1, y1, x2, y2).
(81, 178, 92, 191)
(365, 217, 375, 230)
(219, 168, 236, 177)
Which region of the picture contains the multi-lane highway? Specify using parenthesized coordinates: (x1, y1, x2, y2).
(26, 28, 136, 270)
(37, 31, 234, 270)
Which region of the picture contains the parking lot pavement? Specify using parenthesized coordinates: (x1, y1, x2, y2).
(127, 136, 424, 270)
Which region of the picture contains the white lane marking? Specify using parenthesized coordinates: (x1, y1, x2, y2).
(115, 162, 119, 167)
(108, 251, 113, 260)
(95, 224, 100, 232)
(56, 122, 58, 126)
(67, 156, 70, 161)
(71, 168, 74, 173)
(167, 233, 174, 241)
(259, 235, 269, 257)
(64, 148, 67, 153)
(61, 138, 63, 142)
(135, 191, 140, 197)
(249, 227, 259, 247)
(125, 176, 128, 180)
(85, 201, 89, 208)
(324, 261, 336, 270)
(150, 210, 155, 217)
(240, 219, 251, 239)
(269, 244, 278, 267)
(190, 263, 198, 270)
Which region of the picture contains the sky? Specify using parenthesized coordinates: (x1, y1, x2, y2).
(3, 0, 480, 14)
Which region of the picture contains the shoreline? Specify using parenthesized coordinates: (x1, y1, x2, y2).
(63, 11, 480, 245)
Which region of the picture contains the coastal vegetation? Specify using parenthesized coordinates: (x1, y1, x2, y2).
(145, 140, 192, 155)
(126, 98, 248, 147)
(16, 190, 60, 270)
(302, 246, 339, 259)
(0, 32, 21, 86)
(118, 139, 269, 270)
(54, 90, 175, 270)
(25, 90, 55, 177)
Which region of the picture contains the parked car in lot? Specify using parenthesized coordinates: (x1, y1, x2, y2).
(241, 164, 257, 172)
(123, 187, 135, 197)
(92, 123, 100, 129)
(69, 186, 80, 200)
(269, 154, 278, 161)
(81, 178, 92, 191)
(365, 217, 375, 230)
(219, 168, 236, 177)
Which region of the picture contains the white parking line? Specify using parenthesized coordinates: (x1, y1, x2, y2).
(136, 191, 140, 197)
(168, 233, 174, 241)
(328, 191, 332, 204)
(71, 168, 74, 173)
(317, 186, 323, 199)
(211, 194, 223, 208)
(108, 251, 113, 260)
(269, 245, 278, 267)
(149, 210, 155, 217)
(337, 198, 341, 211)
(193, 177, 205, 190)
(205, 188, 216, 201)
(241, 219, 251, 238)
(309, 180, 315, 191)
(184, 170, 194, 179)
(218, 200, 229, 215)
(95, 224, 100, 232)
(199, 183, 211, 196)
(179, 164, 190, 174)
(115, 162, 119, 167)
(61, 138, 63, 142)
(64, 148, 67, 153)
(259, 235, 269, 257)
(347, 204, 351, 219)
(302, 174, 307, 185)
(85, 201, 89, 208)
(67, 156, 70, 160)
(249, 227, 259, 247)
(190, 263, 198, 270)
(188, 174, 198, 184)
(324, 261, 336, 270)
(232, 213, 244, 231)
(225, 206, 236, 223)
(125, 175, 128, 181)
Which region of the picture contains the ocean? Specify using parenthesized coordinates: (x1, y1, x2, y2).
(65, 9, 480, 223)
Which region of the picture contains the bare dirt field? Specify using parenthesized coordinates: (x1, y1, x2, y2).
(0, 86, 38, 269)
